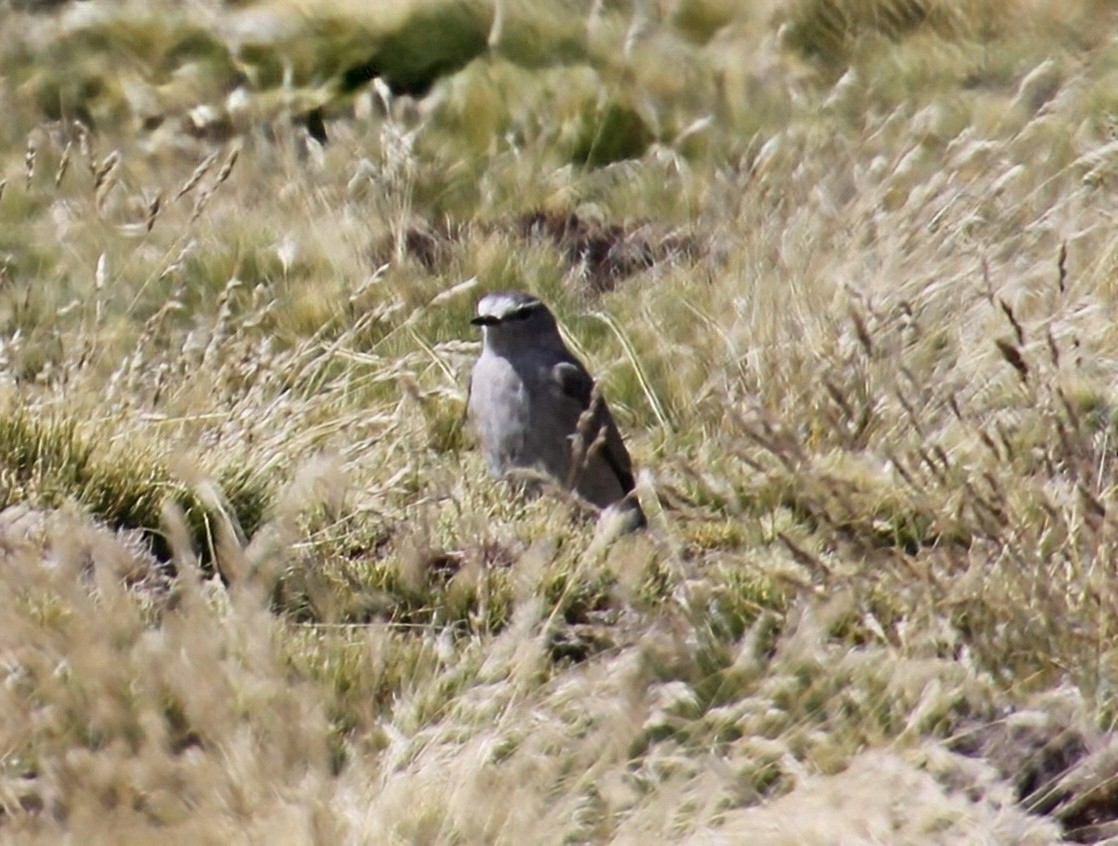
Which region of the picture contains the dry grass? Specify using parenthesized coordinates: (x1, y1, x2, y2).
(1, 0, 1118, 842)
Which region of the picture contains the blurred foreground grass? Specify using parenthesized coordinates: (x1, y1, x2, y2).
(1, 0, 1118, 842)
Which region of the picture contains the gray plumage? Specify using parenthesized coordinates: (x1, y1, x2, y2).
(468, 291, 645, 527)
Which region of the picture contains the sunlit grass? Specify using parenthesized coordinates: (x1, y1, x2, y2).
(0, 0, 1117, 842)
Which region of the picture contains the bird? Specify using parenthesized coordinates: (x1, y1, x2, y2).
(467, 290, 646, 529)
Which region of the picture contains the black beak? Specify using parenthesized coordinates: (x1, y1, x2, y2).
(471, 315, 498, 327)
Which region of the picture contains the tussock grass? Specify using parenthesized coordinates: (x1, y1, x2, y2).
(3, 0, 1118, 842)
(0, 409, 270, 569)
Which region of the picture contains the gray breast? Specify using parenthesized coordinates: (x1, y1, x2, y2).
(469, 349, 580, 482)
(469, 351, 530, 476)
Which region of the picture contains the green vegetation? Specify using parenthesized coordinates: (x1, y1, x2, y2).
(0, 0, 1116, 841)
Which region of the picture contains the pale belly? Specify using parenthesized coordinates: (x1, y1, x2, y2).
(468, 352, 576, 481)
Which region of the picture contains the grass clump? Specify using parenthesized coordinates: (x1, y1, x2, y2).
(0, 409, 270, 570)
(2, 0, 1118, 842)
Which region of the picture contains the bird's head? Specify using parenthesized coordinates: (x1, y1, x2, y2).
(472, 291, 562, 349)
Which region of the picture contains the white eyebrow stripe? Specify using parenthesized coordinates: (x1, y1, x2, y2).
(477, 294, 543, 320)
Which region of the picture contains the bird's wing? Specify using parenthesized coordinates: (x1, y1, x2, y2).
(552, 360, 594, 409)
(551, 360, 636, 494)
(596, 412, 637, 494)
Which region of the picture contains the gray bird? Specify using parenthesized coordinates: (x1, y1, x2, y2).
(468, 291, 646, 528)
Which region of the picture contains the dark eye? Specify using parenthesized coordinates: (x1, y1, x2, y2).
(506, 307, 535, 322)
